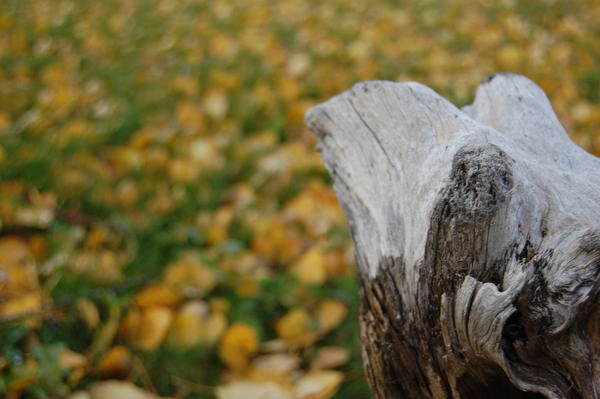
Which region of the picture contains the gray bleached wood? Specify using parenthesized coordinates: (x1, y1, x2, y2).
(305, 73, 600, 398)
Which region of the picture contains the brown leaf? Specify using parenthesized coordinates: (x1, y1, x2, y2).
(311, 347, 350, 370)
(59, 348, 88, 370)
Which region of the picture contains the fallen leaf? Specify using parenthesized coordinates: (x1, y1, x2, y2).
(215, 381, 292, 399)
(166, 310, 204, 348)
(0, 292, 42, 326)
(248, 353, 300, 387)
(28, 234, 48, 261)
(176, 101, 205, 134)
(164, 255, 217, 298)
(311, 347, 350, 370)
(210, 297, 231, 315)
(203, 312, 227, 343)
(219, 323, 259, 370)
(275, 309, 316, 348)
(205, 206, 234, 245)
(235, 278, 260, 298)
(134, 307, 173, 351)
(87, 380, 162, 399)
(294, 371, 344, 399)
(77, 297, 100, 330)
(97, 346, 132, 378)
(66, 391, 91, 399)
(120, 306, 173, 351)
(135, 284, 183, 308)
(292, 248, 327, 285)
(203, 88, 229, 120)
(59, 348, 88, 370)
(316, 300, 347, 335)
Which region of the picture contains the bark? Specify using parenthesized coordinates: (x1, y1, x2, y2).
(305, 73, 600, 398)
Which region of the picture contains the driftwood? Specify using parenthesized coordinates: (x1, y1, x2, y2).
(305, 73, 600, 398)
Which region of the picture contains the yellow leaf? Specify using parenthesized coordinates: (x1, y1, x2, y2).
(0, 292, 42, 327)
(68, 367, 87, 388)
(286, 53, 311, 78)
(203, 312, 227, 343)
(119, 308, 141, 343)
(176, 101, 206, 134)
(316, 300, 347, 335)
(203, 89, 229, 120)
(287, 101, 315, 126)
(277, 77, 301, 102)
(0, 236, 34, 270)
(204, 206, 234, 245)
(134, 284, 183, 308)
(168, 158, 201, 184)
(210, 297, 231, 315)
(497, 44, 521, 69)
(292, 248, 327, 285)
(166, 312, 203, 348)
(28, 234, 48, 261)
(85, 227, 108, 249)
(121, 307, 173, 351)
(251, 217, 302, 264)
(164, 255, 217, 297)
(211, 70, 241, 90)
(138, 307, 173, 351)
(275, 309, 316, 348)
(77, 297, 100, 330)
(294, 371, 343, 399)
(167, 301, 227, 348)
(284, 181, 345, 236)
(235, 278, 260, 298)
(115, 179, 140, 208)
(188, 138, 224, 171)
(97, 346, 132, 378)
(219, 323, 259, 370)
(171, 75, 198, 97)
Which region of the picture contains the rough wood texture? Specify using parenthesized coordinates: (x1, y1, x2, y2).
(305, 73, 600, 398)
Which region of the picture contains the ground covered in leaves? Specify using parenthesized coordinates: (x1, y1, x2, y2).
(0, 0, 599, 398)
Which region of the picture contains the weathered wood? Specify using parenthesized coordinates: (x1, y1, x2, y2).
(305, 73, 600, 398)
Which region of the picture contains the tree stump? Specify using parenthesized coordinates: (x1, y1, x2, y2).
(305, 73, 600, 398)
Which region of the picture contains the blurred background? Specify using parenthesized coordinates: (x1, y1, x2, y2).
(0, 0, 599, 398)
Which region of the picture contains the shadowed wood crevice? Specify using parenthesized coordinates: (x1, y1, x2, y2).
(306, 73, 600, 398)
